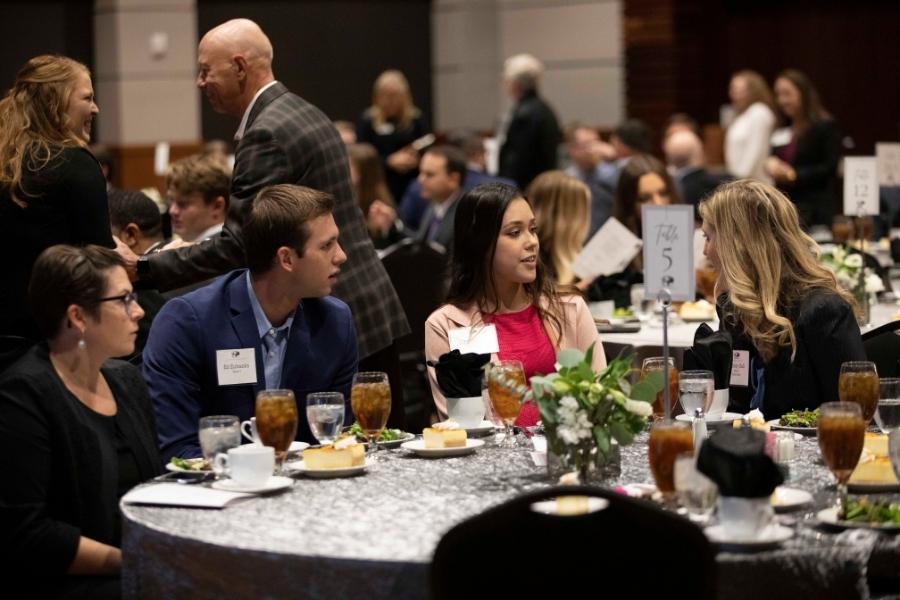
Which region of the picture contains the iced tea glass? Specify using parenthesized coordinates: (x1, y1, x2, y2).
(351, 371, 391, 460)
(818, 401, 866, 518)
(255, 389, 298, 472)
(648, 420, 694, 502)
(838, 361, 879, 423)
(486, 360, 527, 448)
(642, 357, 679, 420)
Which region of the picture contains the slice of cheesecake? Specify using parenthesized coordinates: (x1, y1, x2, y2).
(302, 438, 365, 469)
(849, 444, 899, 486)
(423, 420, 467, 449)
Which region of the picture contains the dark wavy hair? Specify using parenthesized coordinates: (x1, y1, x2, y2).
(446, 182, 564, 342)
(612, 154, 681, 237)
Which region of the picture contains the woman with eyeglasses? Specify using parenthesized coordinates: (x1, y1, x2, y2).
(0, 55, 114, 342)
(0, 244, 162, 598)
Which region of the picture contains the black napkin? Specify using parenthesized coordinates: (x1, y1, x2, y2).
(682, 323, 733, 390)
(697, 428, 783, 498)
(427, 350, 491, 397)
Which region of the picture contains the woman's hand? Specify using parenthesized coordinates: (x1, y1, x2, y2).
(386, 147, 419, 173)
(765, 156, 796, 184)
(366, 200, 397, 237)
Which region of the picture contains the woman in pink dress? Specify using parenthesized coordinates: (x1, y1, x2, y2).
(425, 182, 605, 428)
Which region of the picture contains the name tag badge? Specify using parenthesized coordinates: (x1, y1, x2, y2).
(216, 348, 258, 386)
(448, 325, 500, 355)
(730, 350, 750, 387)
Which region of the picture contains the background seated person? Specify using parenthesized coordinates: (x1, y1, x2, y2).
(164, 154, 230, 247)
(0, 244, 161, 598)
(585, 154, 681, 307)
(528, 170, 591, 286)
(699, 180, 865, 418)
(425, 183, 605, 427)
(143, 184, 358, 461)
(347, 142, 405, 249)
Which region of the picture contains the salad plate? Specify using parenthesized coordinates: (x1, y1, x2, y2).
(767, 420, 817, 436)
(816, 507, 900, 531)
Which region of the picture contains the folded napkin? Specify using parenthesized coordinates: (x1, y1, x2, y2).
(428, 350, 491, 397)
(697, 427, 783, 498)
(682, 323, 733, 390)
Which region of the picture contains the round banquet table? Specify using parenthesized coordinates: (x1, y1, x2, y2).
(122, 433, 900, 599)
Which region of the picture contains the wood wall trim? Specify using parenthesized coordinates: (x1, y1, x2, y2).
(111, 143, 204, 194)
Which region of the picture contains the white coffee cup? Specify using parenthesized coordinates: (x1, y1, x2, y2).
(717, 496, 773, 540)
(240, 417, 261, 444)
(708, 389, 729, 417)
(447, 396, 485, 428)
(214, 445, 274, 486)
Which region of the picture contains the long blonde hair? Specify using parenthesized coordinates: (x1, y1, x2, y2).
(0, 55, 90, 206)
(699, 180, 856, 362)
(369, 70, 419, 131)
(528, 171, 590, 285)
(732, 69, 775, 114)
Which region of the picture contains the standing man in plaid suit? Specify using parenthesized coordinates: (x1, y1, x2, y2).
(118, 18, 410, 426)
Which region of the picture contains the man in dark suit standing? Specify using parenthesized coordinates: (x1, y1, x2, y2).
(120, 19, 409, 425)
(497, 53, 560, 190)
(144, 185, 358, 461)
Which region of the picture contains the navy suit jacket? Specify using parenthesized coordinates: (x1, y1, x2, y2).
(143, 270, 358, 461)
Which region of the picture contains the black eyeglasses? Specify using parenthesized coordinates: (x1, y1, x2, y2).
(98, 291, 140, 315)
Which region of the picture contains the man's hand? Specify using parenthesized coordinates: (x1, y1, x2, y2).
(386, 146, 419, 173)
(113, 236, 139, 281)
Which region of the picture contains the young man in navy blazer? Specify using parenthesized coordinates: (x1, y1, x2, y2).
(143, 184, 358, 461)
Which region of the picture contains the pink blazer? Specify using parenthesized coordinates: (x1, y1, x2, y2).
(424, 294, 607, 418)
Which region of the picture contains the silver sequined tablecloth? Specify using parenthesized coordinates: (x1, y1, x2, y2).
(121, 433, 900, 599)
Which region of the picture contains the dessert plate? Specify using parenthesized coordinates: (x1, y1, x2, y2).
(704, 523, 793, 550)
(401, 438, 484, 457)
(675, 412, 742, 428)
(771, 486, 813, 512)
(285, 458, 370, 479)
(211, 475, 293, 494)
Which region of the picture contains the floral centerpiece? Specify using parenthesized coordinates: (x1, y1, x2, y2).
(820, 244, 884, 324)
(529, 344, 663, 482)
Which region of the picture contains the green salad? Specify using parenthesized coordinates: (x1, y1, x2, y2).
(779, 408, 819, 428)
(613, 307, 635, 318)
(843, 497, 900, 524)
(348, 421, 403, 442)
(169, 457, 209, 471)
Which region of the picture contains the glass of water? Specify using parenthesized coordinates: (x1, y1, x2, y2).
(306, 392, 346, 445)
(678, 370, 714, 416)
(199, 415, 241, 476)
(674, 453, 718, 522)
(875, 378, 900, 434)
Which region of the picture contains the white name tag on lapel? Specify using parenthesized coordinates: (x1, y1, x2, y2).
(448, 325, 500, 354)
(730, 350, 750, 387)
(216, 348, 258, 386)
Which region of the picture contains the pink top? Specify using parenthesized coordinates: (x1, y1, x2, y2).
(484, 304, 556, 427)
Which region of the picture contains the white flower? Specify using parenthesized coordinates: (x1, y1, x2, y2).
(865, 273, 884, 293)
(844, 254, 863, 268)
(558, 425, 581, 445)
(624, 399, 653, 417)
(560, 395, 579, 411)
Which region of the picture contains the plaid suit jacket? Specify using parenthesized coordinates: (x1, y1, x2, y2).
(145, 82, 409, 358)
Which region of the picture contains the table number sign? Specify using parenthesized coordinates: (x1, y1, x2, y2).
(642, 204, 695, 302)
(876, 143, 900, 187)
(843, 157, 879, 215)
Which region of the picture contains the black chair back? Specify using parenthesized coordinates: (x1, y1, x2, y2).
(430, 485, 716, 599)
(381, 239, 449, 355)
(862, 320, 900, 377)
(0, 336, 34, 375)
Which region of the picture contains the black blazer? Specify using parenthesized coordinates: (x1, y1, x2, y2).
(0, 345, 161, 589)
(499, 90, 561, 189)
(721, 288, 865, 419)
(773, 120, 841, 227)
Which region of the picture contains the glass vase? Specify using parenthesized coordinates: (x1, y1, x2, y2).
(852, 287, 870, 327)
(547, 439, 621, 486)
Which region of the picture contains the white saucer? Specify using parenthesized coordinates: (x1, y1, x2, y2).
(464, 421, 497, 436)
(771, 486, 813, 512)
(211, 475, 294, 494)
(675, 412, 742, 428)
(401, 438, 484, 457)
(704, 523, 793, 550)
(284, 458, 370, 478)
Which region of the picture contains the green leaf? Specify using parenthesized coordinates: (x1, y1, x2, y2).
(608, 420, 634, 445)
(631, 370, 664, 403)
(592, 426, 610, 456)
(557, 348, 585, 368)
(584, 343, 594, 366)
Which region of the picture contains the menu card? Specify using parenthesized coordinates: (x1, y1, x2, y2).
(122, 483, 251, 508)
(572, 217, 642, 280)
